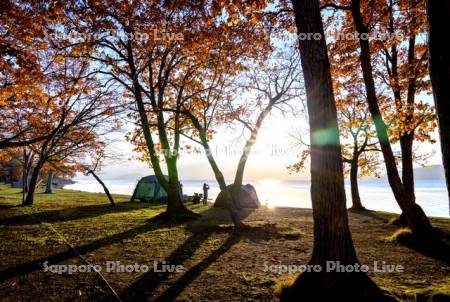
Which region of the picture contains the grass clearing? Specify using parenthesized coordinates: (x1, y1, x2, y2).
(0, 184, 449, 301)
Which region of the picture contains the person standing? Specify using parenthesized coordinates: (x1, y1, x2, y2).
(179, 182, 184, 201)
(202, 183, 210, 205)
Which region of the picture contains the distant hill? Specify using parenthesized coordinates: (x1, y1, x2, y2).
(363, 164, 446, 181)
(413, 165, 445, 180)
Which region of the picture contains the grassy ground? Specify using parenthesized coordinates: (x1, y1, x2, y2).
(0, 184, 449, 302)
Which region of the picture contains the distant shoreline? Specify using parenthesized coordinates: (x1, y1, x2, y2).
(64, 179, 450, 218)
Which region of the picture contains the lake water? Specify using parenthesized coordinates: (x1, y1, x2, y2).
(65, 178, 450, 218)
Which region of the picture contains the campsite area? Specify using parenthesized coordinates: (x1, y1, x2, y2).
(0, 185, 449, 302)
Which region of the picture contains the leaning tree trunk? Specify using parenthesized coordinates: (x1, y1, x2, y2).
(202, 147, 245, 228)
(87, 170, 115, 206)
(427, 0, 450, 214)
(44, 170, 53, 194)
(188, 114, 245, 227)
(392, 134, 415, 226)
(350, 157, 364, 210)
(233, 104, 272, 194)
(282, 1, 388, 300)
(351, 0, 434, 237)
(23, 161, 44, 206)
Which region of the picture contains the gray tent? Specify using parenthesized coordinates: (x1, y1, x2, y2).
(213, 184, 260, 208)
(130, 175, 168, 203)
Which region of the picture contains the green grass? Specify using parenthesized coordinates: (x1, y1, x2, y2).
(0, 184, 449, 302)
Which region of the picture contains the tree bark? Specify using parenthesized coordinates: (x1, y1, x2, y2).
(164, 157, 193, 217)
(400, 134, 415, 201)
(23, 161, 44, 206)
(350, 157, 364, 210)
(401, 35, 417, 204)
(127, 51, 195, 219)
(44, 170, 53, 194)
(233, 104, 272, 193)
(351, 0, 434, 237)
(282, 1, 388, 300)
(22, 149, 30, 193)
(191, 119, 245, 227)
(87, 170, 115, 206)
(427, 0, 450, 213)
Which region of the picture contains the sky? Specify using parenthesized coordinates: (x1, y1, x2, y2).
(85, 103, 443, 183)
(93, 111, 310, 182)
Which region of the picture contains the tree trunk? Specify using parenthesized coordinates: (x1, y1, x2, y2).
(400, 134, 415, 202)
(351, 0, 434, 237)
(350, 157, 364, 210)
(401, 35, 417, 204)
(188, 113, 245, 227)
(233, 104, 272, 193)
(87, 170, 115, 206)
(23, 161, 43, 206)
(44, 170, 53, 194)
(124, 42, 195, 219)
(282, 1, 388, 300)
(131, 80, 195, 218)
(22, 149, 30, 194)
(233, 139, 254, 194)
(164, 158, 195, 218)
(427, 0, 450, 214)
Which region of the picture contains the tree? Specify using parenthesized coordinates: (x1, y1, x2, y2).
(0, 1, 64, 149)
(83, 149, 115, 207)
(349, 0, 436, 236)
(338, 97, 381, 210)
(22, 54, 118, 205)
(288, 73, 382, 211)
(44, 169, 54, 194)
(427, 0, 450, 213)
(64, 1, 270, 220)
(179, 45, 300, 215)
(321, 0, 438, 230)
(228, 46, 302, 194)
(281, 0, 391, 300)
(318, 0, 436, 237)
(378, 0, 436, 222)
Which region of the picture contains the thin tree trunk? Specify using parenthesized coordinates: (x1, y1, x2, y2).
(233, 104, 272, 193)
(351, 0, 434, 237)
(44, 170, 53, 194)
(401, 35, 417, 204)
(186, 112, 244, 227)
(23, 161, 44, 206)
(282, 1, 389, 300)
(350, 157, 364, 210)
(87, 170, 115, 206)
(400, 134, 415, 201)
(427, 0, 450, 214)
(22, 149, 29, 194)
(196, 126, 245, 227)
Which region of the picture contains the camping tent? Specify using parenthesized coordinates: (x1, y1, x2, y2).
(213, 184, 260, 208)
(130, 175, 169, 203)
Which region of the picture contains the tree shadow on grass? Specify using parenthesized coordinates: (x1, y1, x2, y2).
(395, 228, 450, 264)
(117, 208, 299, 302)
(0, 204, 17, 210)
(0, 214, 192, 282)
(0, 202, 158, 226)
(348, 209, 390, 223)
(348, 209, 450, 263)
